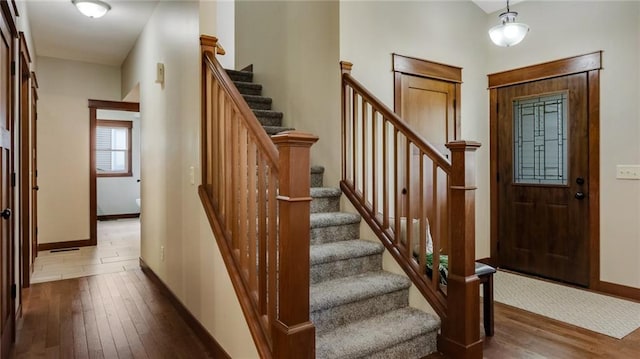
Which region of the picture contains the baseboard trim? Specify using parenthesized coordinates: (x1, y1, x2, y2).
(595, 280, 640, 302)
(15, 302, 22, 322)
(97, 213, 140, 221)
(139, 258, 231, 359)
(38, 238, 94, 251)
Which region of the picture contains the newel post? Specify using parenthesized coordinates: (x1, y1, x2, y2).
(272, 131, 319, 359)
(439, 140, 483, 359)
(200, 35, 226, 58)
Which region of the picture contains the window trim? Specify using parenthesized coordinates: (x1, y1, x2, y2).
(95, 119, 133, 178)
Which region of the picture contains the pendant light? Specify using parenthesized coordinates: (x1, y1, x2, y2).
(72, 0, 111, 19)
(488, 0, 529, 47)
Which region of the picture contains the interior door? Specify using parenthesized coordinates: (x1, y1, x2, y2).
(0, 8, 14, 358)
(497, 73, 590, 286)
(397, 73, 457, 253)
(399, 75, 457, 157)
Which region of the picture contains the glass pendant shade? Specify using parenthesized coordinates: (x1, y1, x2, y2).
(72, 0, 111, 18)
(489, 5, 529, 47)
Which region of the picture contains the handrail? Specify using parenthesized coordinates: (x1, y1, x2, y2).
(199, 35, 317, 358)
(340, 61, 482, 358)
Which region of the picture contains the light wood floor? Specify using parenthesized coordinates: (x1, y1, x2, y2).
(31, 219, 141, 284)
(12, 269, 214, 359)
(428, 300, 640, 358)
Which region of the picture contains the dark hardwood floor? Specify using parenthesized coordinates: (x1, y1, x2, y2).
(11, 269, 214, 359)
(12, 269, 640, 358)
(428, 300, 640, 359)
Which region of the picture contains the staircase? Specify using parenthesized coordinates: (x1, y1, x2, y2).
(227, 67, 440, 358)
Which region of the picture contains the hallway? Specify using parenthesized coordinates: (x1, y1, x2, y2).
(12, 269, 214, 358)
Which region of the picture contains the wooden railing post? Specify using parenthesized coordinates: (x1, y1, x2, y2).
(439, 140, 482, 359)
(200, 35, 226, 58)
(272, 131, 319, 359)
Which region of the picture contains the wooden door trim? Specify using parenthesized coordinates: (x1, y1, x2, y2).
(18, 31, 31, 288)
(392, 53, 462, 83)
(488, 51, 602, 89)
(88, 100, 139, 245)
(488, 52, 603, 292)
(392, 54, 462, 140)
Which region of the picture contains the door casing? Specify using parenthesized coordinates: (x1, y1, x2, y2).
(488, 52, 602, 289)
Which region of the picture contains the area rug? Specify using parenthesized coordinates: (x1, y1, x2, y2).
(492, 270, 640, 339)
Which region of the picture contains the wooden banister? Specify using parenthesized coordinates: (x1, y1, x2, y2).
(340, 61, 482, 358)
(200, 35, 317, 358)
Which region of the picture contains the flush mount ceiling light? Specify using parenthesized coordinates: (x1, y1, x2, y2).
(72, 0, 111, 19)
(488, 0, 529, 47)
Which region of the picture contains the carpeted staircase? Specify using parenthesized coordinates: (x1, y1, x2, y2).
(227, 67, 440, 359)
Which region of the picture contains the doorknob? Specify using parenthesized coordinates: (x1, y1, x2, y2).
(33, 186, 39, 191)
(1, 208, 11, 220)
(575, 192, 586, 200)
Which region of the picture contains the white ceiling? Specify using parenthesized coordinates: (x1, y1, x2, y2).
(26, 0, 159, 66)
(471, 0, 526, 14)
(24, 0, 523, 66)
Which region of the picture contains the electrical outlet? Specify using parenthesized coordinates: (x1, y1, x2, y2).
(160, 245, 165, 262)
(616, 165, 640, 180)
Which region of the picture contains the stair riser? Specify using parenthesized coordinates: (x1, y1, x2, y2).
(246, 100, 272, 110)
(311, 254, 382, 284)
(255, 116, 282, 127)
(227, 72, 252, 82)
(311, 172, 324, 188)
(311, 196, 341, 214)
(366, 333, 437, 359)
(235, 85, 261, 96)
(311, 223, 360, 245)
(311, 290, 408, 334)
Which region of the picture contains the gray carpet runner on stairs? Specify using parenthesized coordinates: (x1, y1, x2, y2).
(227, 67, 440, 358)
(226, 69, 294, 135)
(309, 168, 439, 359)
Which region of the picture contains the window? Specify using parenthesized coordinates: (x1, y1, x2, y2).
(96, 120, 132, 177)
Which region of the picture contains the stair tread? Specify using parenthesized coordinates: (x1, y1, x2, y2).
(310, 240, 384, 265)
(253, 109, 283, 118)
(264, 126, 294, 135)
(316, 307, 439, 359)
(310, 187, 342, 198)
(242, 94, 272, 103)
(310, 271, 410, 311)
(310, 212, 360, 229)
(233, 81, 261, 88)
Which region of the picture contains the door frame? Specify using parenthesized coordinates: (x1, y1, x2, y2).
(88, 100, 139, 245)
(392, 53, 462, 136)
(18, 32, 31, 289)
(488, 52, 602, 288)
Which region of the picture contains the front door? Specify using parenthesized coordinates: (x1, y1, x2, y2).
(497, 73, 590, 286)
(0, 8, 14, 357)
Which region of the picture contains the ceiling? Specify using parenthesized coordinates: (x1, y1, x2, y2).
(24, 0, 524, 67)
(26, 0, 159, 66)
(471, 0, 526, 14)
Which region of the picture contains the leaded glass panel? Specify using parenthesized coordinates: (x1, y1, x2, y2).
(513, 93, 568, 185)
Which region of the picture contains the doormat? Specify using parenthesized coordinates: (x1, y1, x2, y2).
(492, 270, 640, 339)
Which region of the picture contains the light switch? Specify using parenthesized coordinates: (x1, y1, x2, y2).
(189, 166, 195, 185)
(616, 165, 640, 180)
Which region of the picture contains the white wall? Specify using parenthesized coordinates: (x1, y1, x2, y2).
(37, 56, 121, 244)
(235, 0, 341, 186)
(121, 2, 258, 357)
(486, 1, 640, 288)
(96, 110, 141, 216)
(339, 0, 490, 254)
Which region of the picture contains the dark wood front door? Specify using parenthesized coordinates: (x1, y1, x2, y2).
(497, 73, 590, 286)
(0, 7, 14, 357)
